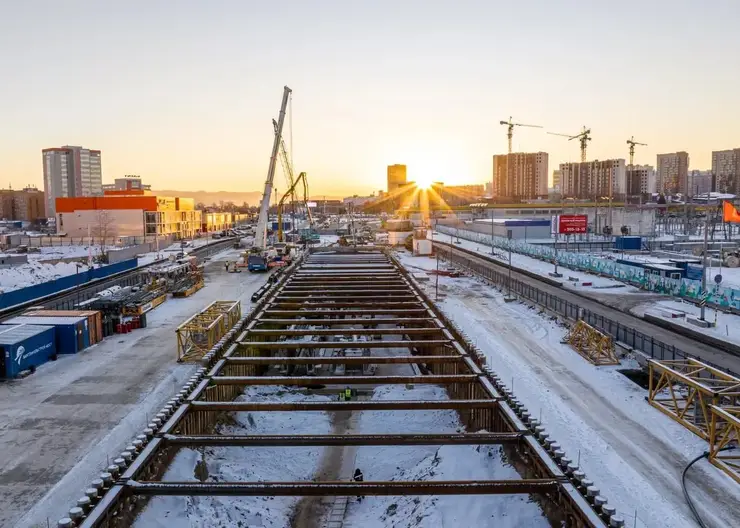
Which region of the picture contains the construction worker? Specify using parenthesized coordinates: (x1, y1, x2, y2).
(339, 391, 345, 401)
(345, 387, 352, 401)
(353, 468, 364, 502)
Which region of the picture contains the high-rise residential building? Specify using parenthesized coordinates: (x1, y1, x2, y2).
(387, 164, 407, 192)
(626, 165, 656, 196)
(559, 159, 626, 199)
(688, 170, 713, 196)
(711, 148, 740, 194)
(492, 152, 548, 200)
(552, 170, 562, 191)
(656, 152, 689, 195)
(42, 146, 102, 215)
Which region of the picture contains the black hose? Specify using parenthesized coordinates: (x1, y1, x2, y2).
(682, 446, 736, 528)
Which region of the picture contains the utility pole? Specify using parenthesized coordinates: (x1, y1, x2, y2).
(700, 212, 709, 321)
(490, 209, 495, 255)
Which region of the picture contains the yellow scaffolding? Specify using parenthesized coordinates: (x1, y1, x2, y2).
(564, 320, 619, 365)
(709, 405, 740, 484)
(648, 359, 740, 440)
(176, 300, 241, 362)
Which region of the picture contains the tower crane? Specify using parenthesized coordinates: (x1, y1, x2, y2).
(626, 136, 647, 167)
(499, 117, 542, 154)
(548, 126, 591, 162)
(254, 86, 292, 251)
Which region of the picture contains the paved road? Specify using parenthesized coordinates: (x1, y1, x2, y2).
(435, 242, 740, 375)
(1, 249, 270, 528)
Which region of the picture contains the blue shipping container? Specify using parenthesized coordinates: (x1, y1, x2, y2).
(0, 324, 56, 378)
(2, 316, 90, 355)
(614, 236, 642, 251)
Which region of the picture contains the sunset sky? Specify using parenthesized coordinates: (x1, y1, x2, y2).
(1, 0, 739, 197)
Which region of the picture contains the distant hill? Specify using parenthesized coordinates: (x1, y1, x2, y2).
(153, 189, 346, 206)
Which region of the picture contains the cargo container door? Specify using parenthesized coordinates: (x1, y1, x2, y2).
(0, 347, 6, 378)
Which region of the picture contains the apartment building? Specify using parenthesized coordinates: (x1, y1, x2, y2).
(0, 187, 46, 222)
(42, 146, 102, 215)
(559, 159, 626, 199)
(492, 152, 549, 200)
(656, 152, 689, 195)
(102, 175, 152, 193)
(711, 148, 740, 194)
(625, 165, 656, 196)
(688, 170, 713, 196)
(387, 164, 407, 193)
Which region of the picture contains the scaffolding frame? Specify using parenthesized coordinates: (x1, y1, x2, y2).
(709, 405, 740, 484)
(648, 359, 740, 440)
(177, 301, 241, 362)
(565, 320, 618, 365)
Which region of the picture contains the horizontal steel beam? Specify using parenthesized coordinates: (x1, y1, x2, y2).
(245, 328, 442, 336)
(274, 295, 418, 301)
(223, 355, 463, 365)
(253, 318, 436, 326)
(126, 479, 559, 496)
(260, 309, 429, 317)
(238, 339, 450, 349)
(160, 433, 525, 446)
(189, 399, 500, 411)
(209, 375, 478, 386)
(268, 302, 424, 309)
(278, 290, 412, 295)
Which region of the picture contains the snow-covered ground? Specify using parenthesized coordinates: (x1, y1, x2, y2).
(135, 386, 332, 528)
(396, 250, 740, 528)
(430, 231, 643, 294)
(0, 259, 90, 292)
(634, 299, 740, 347)
(345, 384, 548, 528)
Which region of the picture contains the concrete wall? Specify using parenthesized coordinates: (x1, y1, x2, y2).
(57, 209, 145, 237)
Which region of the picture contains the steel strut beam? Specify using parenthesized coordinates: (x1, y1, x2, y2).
(188, 399, 500, 411)
(237, 339, 450, 349)
(160, 432, 527, 446)
(209, 374, 478, 385)
(223, 355, 463, 365)
(126, 479, 561, 496)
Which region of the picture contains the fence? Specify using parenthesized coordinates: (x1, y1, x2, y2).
(0, 258, 139, 310)
(435, 243, 738, 378)
(437, 225, 740, 311)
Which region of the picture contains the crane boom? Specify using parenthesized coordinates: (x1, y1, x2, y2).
(274, 119, 297, 203)
(255, 86, 292, 250)
(277, 172, 308, 242)
(499, 116, 542, 154)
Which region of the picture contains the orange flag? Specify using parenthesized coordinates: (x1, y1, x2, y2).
(723, 201, 740, 223)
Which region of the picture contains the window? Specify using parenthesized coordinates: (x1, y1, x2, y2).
(59, 214, 63, 228)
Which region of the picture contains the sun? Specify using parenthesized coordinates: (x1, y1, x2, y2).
(415, 176, 434, 190)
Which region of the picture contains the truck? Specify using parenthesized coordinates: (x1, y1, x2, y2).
(247, 254, 268, 272)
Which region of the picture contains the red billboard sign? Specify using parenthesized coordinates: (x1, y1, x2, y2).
(556, 214, 588, 234)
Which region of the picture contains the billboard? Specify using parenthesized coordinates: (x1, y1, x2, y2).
(555, 214, 587, 234)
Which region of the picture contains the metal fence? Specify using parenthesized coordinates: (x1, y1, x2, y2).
(435, 244, 738, 378)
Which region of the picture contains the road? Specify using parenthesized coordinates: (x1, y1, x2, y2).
(434, 241, 740, 375)
(1, 248, 270, 528)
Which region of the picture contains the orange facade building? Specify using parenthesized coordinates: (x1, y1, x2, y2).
(56, 193, 201, 239)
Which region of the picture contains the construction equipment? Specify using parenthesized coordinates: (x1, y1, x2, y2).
(278, 172, 309, 243)
(548, 126, 591, 162)
(563, 320, 618, 365)
(499, 117, 542, 154)
(274, 118, 298, 211)
(626, 136, 647, 167)
(254, 86, 292, 251)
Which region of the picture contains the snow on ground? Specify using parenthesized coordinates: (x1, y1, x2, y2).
(319, 234, 339, 246)
(134, 386, 332, 528)
(344, 384, 549, 528)
(634, 299, 740, 347)
(430, 231, 643, 294)
(0, 259, 89, 292)
(397, 251, 740, 528)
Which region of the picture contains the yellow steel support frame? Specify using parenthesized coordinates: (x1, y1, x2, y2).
(565, 320, 618, 366)
(709, 405, 740, 484)
(648, 359, 740, 441)
(177, 301, 241, 362)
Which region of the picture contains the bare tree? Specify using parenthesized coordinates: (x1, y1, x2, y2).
(91, 210, 116, 263)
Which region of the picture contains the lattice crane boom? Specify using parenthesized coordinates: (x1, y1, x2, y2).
(627, 136, 648, 166)
(548, 126, 591, 162)
(499, 116, 542, 154)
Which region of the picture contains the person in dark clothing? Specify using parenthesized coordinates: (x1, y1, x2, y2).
(353, 468, 364, 502)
